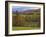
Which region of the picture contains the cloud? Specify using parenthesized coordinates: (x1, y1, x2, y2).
(12, 6, 39, 12)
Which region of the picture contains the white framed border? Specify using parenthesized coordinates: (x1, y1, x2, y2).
(7, 2, 44, 35)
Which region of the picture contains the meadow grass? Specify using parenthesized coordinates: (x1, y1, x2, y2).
(12, 26, 40, 30)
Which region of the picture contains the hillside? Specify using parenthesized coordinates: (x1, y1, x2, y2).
(12, 9, 40, 14)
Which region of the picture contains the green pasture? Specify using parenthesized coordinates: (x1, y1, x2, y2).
(12, 26, 40, 30)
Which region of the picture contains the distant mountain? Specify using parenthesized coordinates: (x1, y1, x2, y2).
(12, 9, 40, 14)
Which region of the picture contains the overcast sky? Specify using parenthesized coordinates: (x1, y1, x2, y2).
(12, 6, 39, 12)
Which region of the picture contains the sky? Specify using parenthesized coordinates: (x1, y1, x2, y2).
(12, 6, 39, 12)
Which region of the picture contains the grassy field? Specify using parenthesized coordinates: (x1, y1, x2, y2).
(12, 26, 40, 30)
(12, 12, 40, 30)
